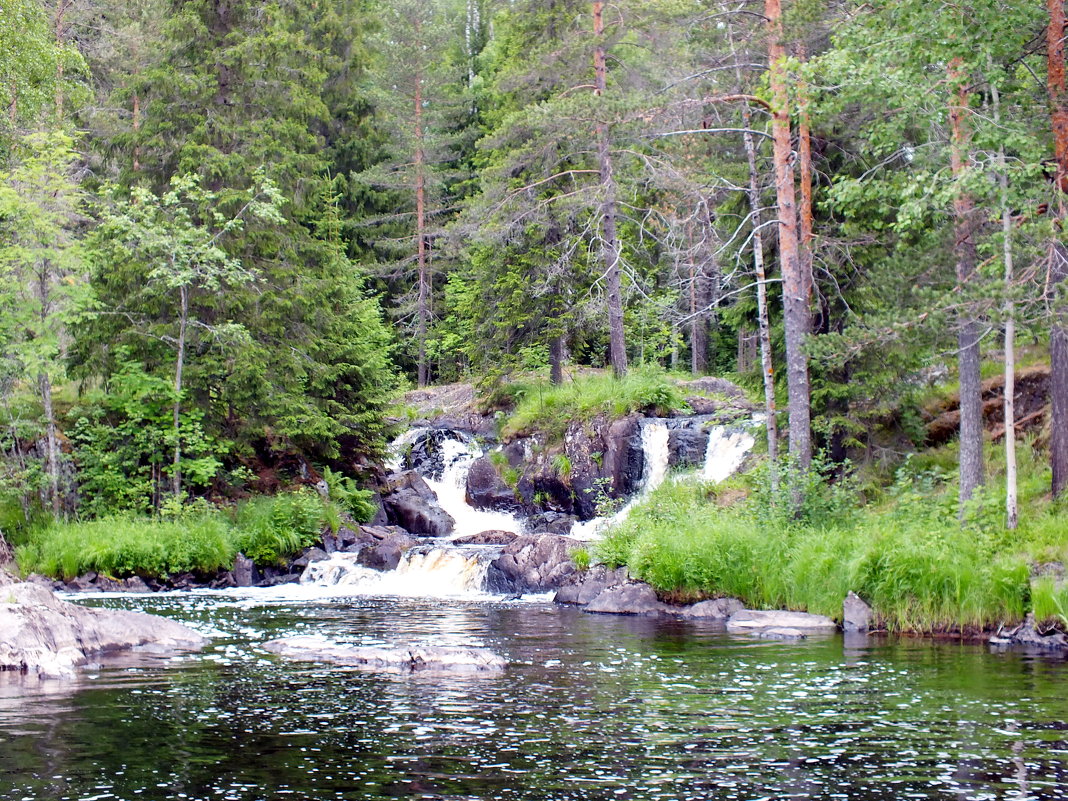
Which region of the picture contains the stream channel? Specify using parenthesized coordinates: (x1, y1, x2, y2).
(1, 425, 1067, 800)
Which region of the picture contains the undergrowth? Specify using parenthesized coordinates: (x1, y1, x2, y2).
(500, 367, 687, 440)
(596, 437, 1062, 633)
(17, 489, 340, 579)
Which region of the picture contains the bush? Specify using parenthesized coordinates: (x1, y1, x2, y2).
(230, 489, 330, 566)
(17, 514, 234, 580)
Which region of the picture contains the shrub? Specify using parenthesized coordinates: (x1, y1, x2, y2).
(231, 489, 329, 566)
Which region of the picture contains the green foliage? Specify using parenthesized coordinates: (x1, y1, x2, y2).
(1031, 577, 1068, 628)
(70, 359, 224, 516)
(596, 475, 1034, 632)
(17, 514, 234, 580)
(572, 547, 591, 571)
(320, 466, 376, 523)
(230, 490, 330, 566)
(501, 367, 686, 440)
(551, 453, 572, 479)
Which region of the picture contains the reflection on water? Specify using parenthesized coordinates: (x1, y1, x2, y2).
(1, 593, 1066, 800)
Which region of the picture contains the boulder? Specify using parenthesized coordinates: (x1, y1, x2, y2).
(465, 456, 520, 512)
(554, 565, 629, 606)
(585, 582, 668, 616)
(290, 547, 330, 571)
(263, 634, 507, 673)
(233, 553, 259, 588)
(679, 597, 744, 620)
(726, 609, 837, 634)
(668, 426, 709, 469)
(485, 533, 580, 594)
(357, 532, 418, 571)
(842, 591, 873, 633)
(526, 511, 576, 536)
(95, 576, 153, 594)
(0, 581, 206, 677)
(381, 471, 455, 536)
(451, 530, 518, 546)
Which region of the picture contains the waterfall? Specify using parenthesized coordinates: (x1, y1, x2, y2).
(570, 420, 671, 541)
(301, 546, 498, 598)
(702, 425, 757, 483)
(423, 438, 523, 537)
(387, 428, 523, 538)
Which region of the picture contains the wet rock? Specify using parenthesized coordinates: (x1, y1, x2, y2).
(65, 573, 99, 592)
(679, 597, 744, 620)
(233, 553, 259, 588)
(290, 547, 330, 570)
(95, 576, 153, 594)
(452, 530, 518, 546)
(601, 415, 645, 499)
(668, 427, 708, 469)
(992, 613, 1068, 651)
(360, 524, 409, 541)
(357, 532, 418, 572)
(210, 572, 237, 589)
(754, 627, 807, 641)
(465, 456, 520, 512)
(842, 591, 873, 633)
(485, 534, 580, 594)
(336, 527, 362, 548)
(263, 634, 507, 673)
(381, 471, 455, 536)
(585, 582, 668, 616)
(526, 511, 576, 536)
(726, 609, 837, 634)
(398, 428, 470, 481)
(0, 581, 207, 678)
(258, 573, 300, 587)
(554, 565, 630, 606)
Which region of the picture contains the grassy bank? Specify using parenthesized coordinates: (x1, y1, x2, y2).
(496, 367, 687, 440)
(16, 489, 340, 581)
(595, 440, 1067, 633)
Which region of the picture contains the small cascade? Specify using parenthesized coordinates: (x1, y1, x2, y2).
(301, 545, 498, 598)
(422, 438, 523, 537)
(702, 425, 756, 483)
(571, 420, 671, 541)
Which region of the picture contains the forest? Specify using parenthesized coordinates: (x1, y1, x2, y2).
(1, 0, 1067, 624)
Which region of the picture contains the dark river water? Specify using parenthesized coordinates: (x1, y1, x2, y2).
(1, 591, 1066, 801)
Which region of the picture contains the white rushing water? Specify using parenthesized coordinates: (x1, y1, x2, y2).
(298, 419, 758, 594)
(570, 421, 671, 542)
(300, 548, 497, 598)
(701, 425, 757, 483)
(423, 438, 524, 538)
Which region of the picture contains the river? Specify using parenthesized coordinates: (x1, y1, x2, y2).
(1, 589, 1066, 800)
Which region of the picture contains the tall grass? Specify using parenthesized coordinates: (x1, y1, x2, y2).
(501, 367, 686, 440)
(595, 477, 1033, 632)
(16, 489, 339, 579)
(17, 515, 235, 580)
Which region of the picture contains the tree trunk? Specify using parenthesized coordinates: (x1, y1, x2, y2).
(742, 107, 780, 483)
(690, 257, 708, 376)
(1047, 0, 1068, 498)
(133, 90, 142, 172)
(172, 283, 188, 499)
(415, 60, 430, 389)
(797, 44, 815, 306)
(550, 334, 565, 385)
(39, 372, 61, 518)
(992, 75, 1017, 529)
(765, 0, 811, 474)
(948, 58, 984, 506)
(593, 0, 627, 378)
